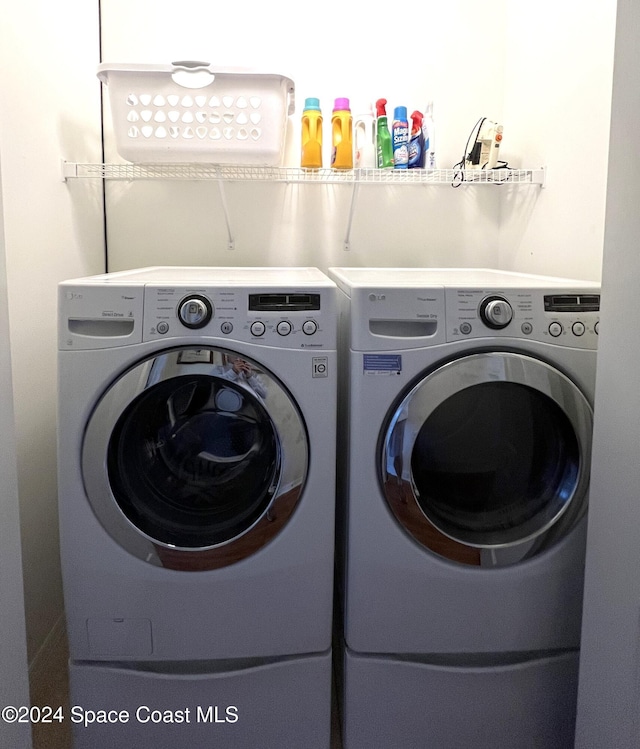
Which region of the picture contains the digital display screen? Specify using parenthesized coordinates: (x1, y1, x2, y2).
(248, 293, 321, 311)
(544, 294, 600, 312)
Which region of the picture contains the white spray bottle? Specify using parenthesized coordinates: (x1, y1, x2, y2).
(422, 102, 436, 169)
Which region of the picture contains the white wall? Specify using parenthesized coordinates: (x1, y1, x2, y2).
(0, 0, 105, 662)
(100, 0, 509, 271)
(0, 160, 32, 749)
(99, 0, 615, 281)
(500, 0, 616, 280)
(576, 0, 640, 744)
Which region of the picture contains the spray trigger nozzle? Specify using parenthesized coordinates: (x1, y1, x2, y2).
(375, 99, 388, 118)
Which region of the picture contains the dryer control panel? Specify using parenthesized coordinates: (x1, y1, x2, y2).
(445, 287, 600, 349)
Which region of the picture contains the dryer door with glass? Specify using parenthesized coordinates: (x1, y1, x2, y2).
(82, 346, 308, 571)
(380, 351, 593, 567)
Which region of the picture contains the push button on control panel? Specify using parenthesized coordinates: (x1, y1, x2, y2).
(548, 322, 563, 337)
(302, 319, 318, 335)
(572, 321, 585, 336)
(250, 321, 266, 337)
(277, 320, 292, 336)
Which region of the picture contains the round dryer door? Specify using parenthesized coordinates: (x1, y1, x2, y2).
(380, 351, 593, 567)
(82, 347, 308, 571)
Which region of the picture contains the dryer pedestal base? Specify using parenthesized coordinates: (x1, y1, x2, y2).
(69, 650, 332, 749)
(341, 647, 578, 749)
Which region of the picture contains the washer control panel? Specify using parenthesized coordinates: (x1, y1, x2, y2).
(446, 287, 600, 349)
(144, 285, 335, 349)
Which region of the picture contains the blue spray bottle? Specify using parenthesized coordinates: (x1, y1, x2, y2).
(391, 106, 409, 169)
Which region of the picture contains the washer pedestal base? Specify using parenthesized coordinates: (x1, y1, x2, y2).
(69, 650, 332, 749)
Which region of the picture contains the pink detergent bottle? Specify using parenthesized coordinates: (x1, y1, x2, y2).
(331, 98, 353, 170)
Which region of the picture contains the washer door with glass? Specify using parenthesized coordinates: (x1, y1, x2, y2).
(82, 347, 308, 571)
(380, 352, 593, 567)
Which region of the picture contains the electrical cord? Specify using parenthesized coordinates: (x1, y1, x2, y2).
(452, 117, 484, 186)
(452, 117, 512, 187)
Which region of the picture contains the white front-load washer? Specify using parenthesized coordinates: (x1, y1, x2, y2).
(328, 267, 600, 749)
(57, 266, 337, 748)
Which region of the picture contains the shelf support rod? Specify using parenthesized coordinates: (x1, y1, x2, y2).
(343, 178, 360, 251)
(61, 160, 79, 181)
(216, 178, 235, 250)
(539, 166, 547, 188)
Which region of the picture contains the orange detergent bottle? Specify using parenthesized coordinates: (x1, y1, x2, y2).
(330, 97, 353, 169)
(301, 97, 323, 169)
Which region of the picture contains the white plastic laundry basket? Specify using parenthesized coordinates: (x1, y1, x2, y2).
(98, 62, 295, 165)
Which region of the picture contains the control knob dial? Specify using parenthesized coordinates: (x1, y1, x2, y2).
(177, 295, 213, 329)
(479, 295, 513, 329)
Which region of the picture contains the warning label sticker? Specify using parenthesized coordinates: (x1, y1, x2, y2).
(363, 354, 402, 376)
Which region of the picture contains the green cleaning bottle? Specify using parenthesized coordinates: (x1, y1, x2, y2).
(375, 98, 394, 168)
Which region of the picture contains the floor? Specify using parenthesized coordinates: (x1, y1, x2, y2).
(30, 628, 71, 749)
(30, 629, 344, 749)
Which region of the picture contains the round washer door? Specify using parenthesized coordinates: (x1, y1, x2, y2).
(82, 346, 308, 571)
(380, 351, 593, 567)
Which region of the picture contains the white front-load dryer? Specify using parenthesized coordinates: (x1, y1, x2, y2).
(57, 266, 337, 748)
(329, 267, 600, 749)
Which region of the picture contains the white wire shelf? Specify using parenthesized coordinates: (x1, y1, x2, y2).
(62, 162, 546, 186)
(62, 161, 546, 252)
